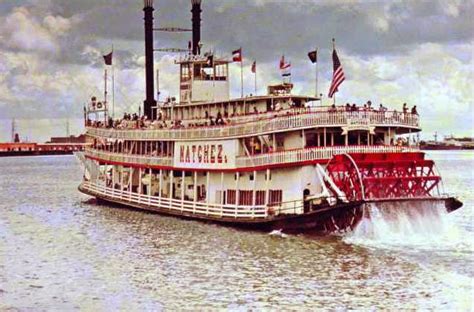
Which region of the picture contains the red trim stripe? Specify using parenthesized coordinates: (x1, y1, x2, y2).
(85, 154, 329, 173)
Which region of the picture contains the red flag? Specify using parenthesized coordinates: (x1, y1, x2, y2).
(251, 61, 256, 73)
(103, 51, 113, 65)
(328, 49, 345, 98)
(279, 55, 290, 70)
(232, 48, 242, 62)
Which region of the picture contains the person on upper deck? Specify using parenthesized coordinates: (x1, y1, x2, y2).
(411, 105, 418, 115)
(351, 103, 357, 111)
(403, 103, 408, 114)
(345, 103, 351, 111)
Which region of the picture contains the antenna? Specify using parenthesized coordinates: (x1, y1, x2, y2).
(156, 68, 160, 101)
(66, 119, 70, 137)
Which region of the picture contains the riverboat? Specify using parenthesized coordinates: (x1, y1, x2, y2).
(77, 0, 462, 233)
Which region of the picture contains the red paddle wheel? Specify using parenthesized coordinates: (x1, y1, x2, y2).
(321, 152, 444, 234)
(326, 152, 442, 201)
(356, 152, 440, 200)
(325, 154, 365, 201)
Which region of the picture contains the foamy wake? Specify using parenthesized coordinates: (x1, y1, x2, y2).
(343, 201, 469, 251)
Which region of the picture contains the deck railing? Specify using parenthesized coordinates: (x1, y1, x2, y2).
(86, 110, 419, 141)
(235, 145, 418, 168)
(81, 181, 312, 219)
(85, 145, 418, 170)
(85, 148, 173, 167)
(81, 181, 270, 219)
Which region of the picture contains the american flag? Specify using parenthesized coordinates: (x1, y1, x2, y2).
(328, 49, 345, 98)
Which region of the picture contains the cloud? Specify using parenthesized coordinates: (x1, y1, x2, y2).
(2, 7, 59, 53)
(0, 0, 472, 142)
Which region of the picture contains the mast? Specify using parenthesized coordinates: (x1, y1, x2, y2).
(11, 118, 15, 142)
(143, 0, 157, 118)
(191, 0, 202, 55)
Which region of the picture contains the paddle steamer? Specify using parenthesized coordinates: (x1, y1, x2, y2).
(77, 0, 462, 233)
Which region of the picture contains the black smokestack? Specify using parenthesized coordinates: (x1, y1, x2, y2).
(191, 0, 202, 55)
(143, 0, 156, 119)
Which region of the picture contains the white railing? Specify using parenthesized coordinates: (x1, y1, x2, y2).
(85, 145, 418, 170)
(86, 110, 420, 141)
(236, 145, 419, 168)
(81, 181, 269, 219)
(85, 148, 173, 167)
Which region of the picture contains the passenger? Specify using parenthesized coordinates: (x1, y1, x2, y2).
(345, 103, 351, 111)
(402, 103, 408, 114)
(216, 111, 223, 124)
(254, 141, 261, 154)
(411, 105, 418, 115)
(351, 103, 357, 112)
(253, 106, 258, 114)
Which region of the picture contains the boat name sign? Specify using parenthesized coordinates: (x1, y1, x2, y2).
(174, 140, 237, 169)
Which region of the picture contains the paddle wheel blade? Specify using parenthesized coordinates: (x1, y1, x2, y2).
(326, 152, 445, 202)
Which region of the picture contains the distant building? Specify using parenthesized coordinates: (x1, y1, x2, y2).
(47, 134, 86, 144)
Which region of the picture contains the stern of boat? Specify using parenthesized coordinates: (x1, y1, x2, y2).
(316, 151, 463, 233)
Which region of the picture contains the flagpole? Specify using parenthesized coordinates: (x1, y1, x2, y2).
(104, 67, 108, 123)
(332, 39, 336, 106)
(254, 61, 257, 95)
(315, 47, 318, 98)
(112, 45, 115, 119)
(240, 49, 243, 98)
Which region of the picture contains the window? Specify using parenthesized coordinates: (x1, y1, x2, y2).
(269, 190, 282, 205)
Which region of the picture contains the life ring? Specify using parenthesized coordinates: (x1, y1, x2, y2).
(97, 102, 103, 109)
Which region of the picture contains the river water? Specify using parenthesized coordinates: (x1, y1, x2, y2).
(0, 151, 472, 310)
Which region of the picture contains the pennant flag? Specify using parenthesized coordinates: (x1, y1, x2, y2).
(328, 48, 345, 98)
(206, 54, 214, 67)
(308, 50, 317, 63)
(279, 55, 291, 76)
(279, 55, 290, 70)
(103, 51, 113, 65)
(251, 61, 256, 73)
(232, 48, 242, 62)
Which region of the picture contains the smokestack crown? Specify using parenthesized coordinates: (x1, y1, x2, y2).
(144, 0, 153, 9)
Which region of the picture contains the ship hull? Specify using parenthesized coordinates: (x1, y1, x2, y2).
(79, 183, 461, 234)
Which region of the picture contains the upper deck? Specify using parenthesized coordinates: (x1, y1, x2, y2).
(86, 105, 420, 141)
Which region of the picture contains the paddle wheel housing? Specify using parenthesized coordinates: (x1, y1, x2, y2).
(325, 152, 442, 201)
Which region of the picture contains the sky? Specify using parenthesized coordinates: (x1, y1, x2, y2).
(0, 0, 473, 142)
